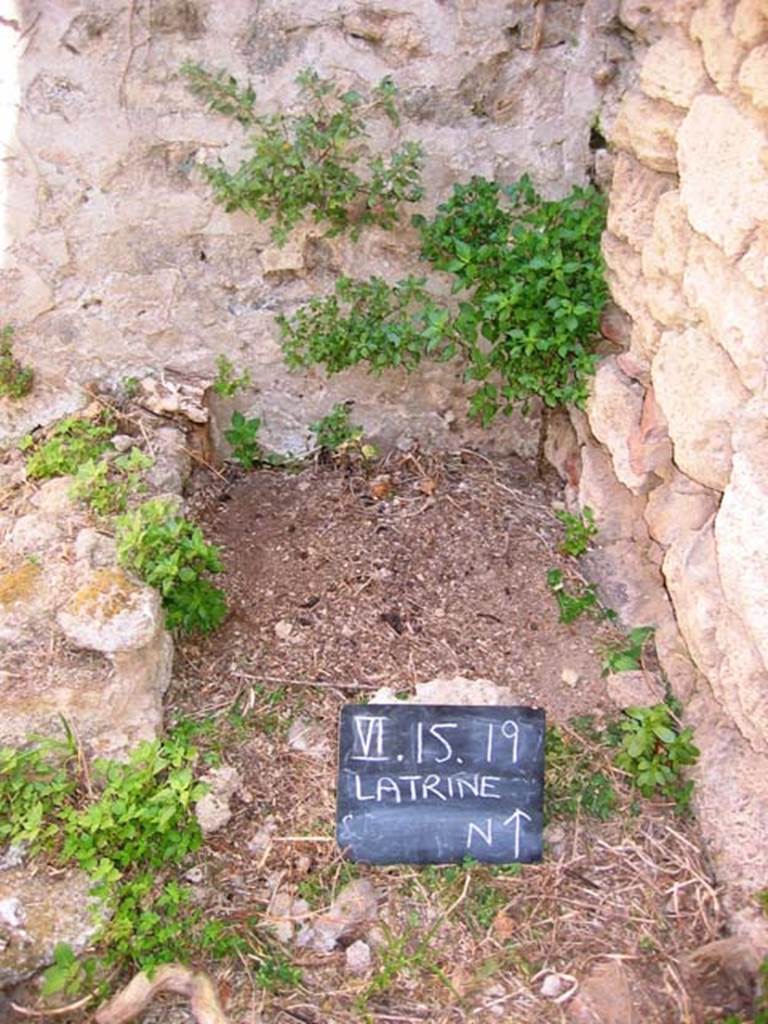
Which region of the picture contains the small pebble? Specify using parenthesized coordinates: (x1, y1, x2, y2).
(345, 940, 372, 975)
(561, 668, 580, 687)
(540, 973, 566, 999)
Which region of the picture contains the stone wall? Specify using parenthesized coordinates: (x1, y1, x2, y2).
(1, 0, 626, 455)
(561, 0, 768, 948)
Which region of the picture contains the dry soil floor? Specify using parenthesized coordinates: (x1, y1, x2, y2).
(136, 449, 746, 1024)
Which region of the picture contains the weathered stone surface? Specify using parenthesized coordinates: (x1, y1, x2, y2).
(370, 675, 513, 706)
(195, 765, 241, 835)
(688, 695, 768, 948)
(606, 154, 675, 250)
(652, 328, 748, 491)
(611, 92, 685, 172)
(643, 276, 693, 329)
(605, 669, 665, 709)
(663, 522, 723, 684)
(690, 0, 747, 92)
(544, 408, 580, 488)
(578, 442, 649, 544)
(716, 448, 768, 745)
(678, 95, 768, 258)
(683, 236, 768, 395)
(639, 29, 709, 107)
(627, 386, 672, 480)
(345, 939, 372, 975)
(732, 0, 768, 46)
(568, 960, 636, 1024)
(583, 539, 675, 636)
(739, 42, 768, 106)
(587, 358, 649, 492)
(644, 470, 718, 548)
(738, 224, 768, 290)
(0, 866, 104, 985)
(297, 879, 378, 954)
(641, 191, 694, 281)
(57, 568, 163, 653)
(287, 716, 331, 759)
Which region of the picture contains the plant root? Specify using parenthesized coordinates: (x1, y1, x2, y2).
(94, 964, 230, 1024)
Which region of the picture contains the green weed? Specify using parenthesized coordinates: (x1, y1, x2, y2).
(310, 402, 363, 451)
(601, 626, 655, 674)
(279, 175, 606, 421)
(615, 703, 699, 811)
(555, 506, 597, 557)
(0, 323, 34, 399)
(115, 497, 227, 634)
(545, 724, 618, 821)
(212, 355, 251, 398)
(26, 414, 116, 480)
(546, 568, 601, 624)
(183, 64, 423, 245)
(224, 410, 262, 469)
(70, 448, 153, 516)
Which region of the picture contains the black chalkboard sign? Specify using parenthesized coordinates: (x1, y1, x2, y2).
(336, 704, 545, 864)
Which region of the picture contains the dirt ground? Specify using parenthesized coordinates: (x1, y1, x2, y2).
(144, 448, 747, 1024)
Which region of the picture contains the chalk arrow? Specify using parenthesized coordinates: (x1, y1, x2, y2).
(503, 809, 532, 860)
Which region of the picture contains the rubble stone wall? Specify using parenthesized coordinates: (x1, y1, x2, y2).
(564, 0, 768, 947)
(1, 0, 627, 455)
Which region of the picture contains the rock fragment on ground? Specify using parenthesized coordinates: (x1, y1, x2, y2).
(195, 765, 241, 835)
(345, 939, 372, 975)
(296, 879, 378, 953)
(287, 716, 330, 758)
(0, 866, 105, 985)
(370, 675, 515, 706)
(568, 961, 636, 1023)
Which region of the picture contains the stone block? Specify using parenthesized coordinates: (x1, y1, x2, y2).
(716, 447, 768, 738)
(641, 190, 695, 281)
(644, 276, 693, 328)
(690, 0, 747, 93)
(577, 441, 648, 544)
(0, 867, 104, 985)
(611, 92, 685, 173)
(738, 224, 768, 289)
(606, 153, 676, 250)
(683, 235, 768, 394)
(739, 42, 768, 107)
(732, 0, 768, 46)
(587, 357, 649, 492)
(653, 328, 748, 490)
(639, 29, 709, 107)
(679, 95, 768, 258)
(662, 521, 723, 682)
(57, 568, 163, 653)
(644, 469, 718, 548)
(628, 385, 672, 480)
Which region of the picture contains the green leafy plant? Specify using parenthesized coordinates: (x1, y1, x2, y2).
(224, 410, 262, 469)
(121, 376, 140, 398)
(0, 323, 34, 399)
(615, 703, 699, 811)
(212, 354, 251, 398)
(546, 568, 601, 624)
(545, 724, 617, 821)
(42, 942, 96, 998)
(182, 64, 423, 245)
(310, 402, 363, 451)
(280, 274, 443, 375)
(279, 175, 606, 422)
(25, 414, 116, 480)
(70, 448, 153, 517)
(555, 506, 597, 557)
(115, 498, 227, 633)
(3, 724, 257, 994)
(601, 626, 655, 675)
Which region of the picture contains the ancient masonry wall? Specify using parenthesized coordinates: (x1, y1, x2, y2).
(554, 0, 768, 947)
(1, 0, 627, 455)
